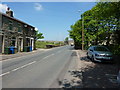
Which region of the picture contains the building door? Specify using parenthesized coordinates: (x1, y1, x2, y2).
(32, 39, 34, 50)
(18, 38, 23, 52)
(20, 38, 23, 51)
(0, 35, 3, 53)
(30, 38, 34, 50)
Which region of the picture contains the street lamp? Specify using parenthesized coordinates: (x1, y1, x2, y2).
(78, 10, 84, 50)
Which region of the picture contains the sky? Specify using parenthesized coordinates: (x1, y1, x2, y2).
(0, 2, 97, 41)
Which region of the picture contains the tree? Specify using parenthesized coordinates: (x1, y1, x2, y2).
(68, 20, 82, 49)
(91, 2, 120, 45)
(64, 37, 69, 45)
(36, 31, 44, 40)
(68, 1, 120, 52)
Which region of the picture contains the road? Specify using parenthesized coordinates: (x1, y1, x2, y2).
(1, 45, 76, 88)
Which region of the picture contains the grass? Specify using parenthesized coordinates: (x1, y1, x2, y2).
(36, 41, 64, 49)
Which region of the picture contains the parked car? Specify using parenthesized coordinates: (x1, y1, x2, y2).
(87, 46, 113, 62)
(117, 69, 120, 85)
(70, 43, 74, 46)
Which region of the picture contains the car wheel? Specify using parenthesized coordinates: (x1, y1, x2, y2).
(91, 56, 95, 62)
(87, 52, 89, 59)
(117, 69, 120, 85)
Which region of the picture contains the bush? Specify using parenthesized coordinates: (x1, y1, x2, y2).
(36, 41, 54, 49)
(107, 45, 120, 55)
(36, 41, 64, 49)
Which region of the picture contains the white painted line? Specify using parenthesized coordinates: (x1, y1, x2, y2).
(57, 51, 62, 53)
(0, 61, 37, 77)
(43, 54, 54, 59)
(1, 50, 47, 62)
(12, 61, 36, 72)
(43, 56, 50, 59)
(0, 72, 10, 77)
(51, 54, 55, 56)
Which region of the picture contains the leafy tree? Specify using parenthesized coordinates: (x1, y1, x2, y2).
(65, 37, 69, 41)
(68, 20, 82, 49)
(92, 2, 120, 45)
(36, 31, 44, 40)
(68, 1, 120, 53)
(64, 37, 69, 45)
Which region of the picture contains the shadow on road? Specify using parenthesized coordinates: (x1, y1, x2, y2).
(81, 63, 119, 88)
(79, 56, 119, 88)
(80, 56, 91, 62)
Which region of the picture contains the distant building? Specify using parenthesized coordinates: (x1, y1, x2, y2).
(0, 7, 36, 54)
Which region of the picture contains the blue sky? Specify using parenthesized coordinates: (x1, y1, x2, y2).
(1, 2, 97, 41)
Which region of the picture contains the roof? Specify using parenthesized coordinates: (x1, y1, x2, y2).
(90, 45, 107, 48)
(0, 12, 35, 28)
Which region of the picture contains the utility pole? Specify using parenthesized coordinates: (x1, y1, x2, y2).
(81, 14, 84, 50)
(78, 10, 84, 50)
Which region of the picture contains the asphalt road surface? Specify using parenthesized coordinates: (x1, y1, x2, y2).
(1, 45, 76, 88)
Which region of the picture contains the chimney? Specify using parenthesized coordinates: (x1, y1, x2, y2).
(6, 7, 13, 17)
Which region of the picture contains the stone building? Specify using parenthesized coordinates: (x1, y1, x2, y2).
(0, 8, 36, 54)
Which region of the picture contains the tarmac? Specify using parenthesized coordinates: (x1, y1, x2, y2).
(0, 47, 120, 88)
(0, 49, 50, 61)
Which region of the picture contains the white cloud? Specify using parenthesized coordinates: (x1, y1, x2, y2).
(34, 3, 43, 11)
(0, 4, 8, 13)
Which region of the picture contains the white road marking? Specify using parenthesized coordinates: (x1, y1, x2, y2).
(0, 61, 37, 77)
(43, 54, 54, 59)
(0, 72, 10, 77)
(0, 50, 47, 62)
(57, 51, 62, 53)
(1, 53, 55, 76)
(51, 54, 55, 56)
(0, 47, 63, 62)
(12, 61, 36, 72)
(0, 48, 62, 77)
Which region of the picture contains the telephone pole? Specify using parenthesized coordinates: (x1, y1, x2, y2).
(78, 10, 84, 50)
(81, 14, 84, 50)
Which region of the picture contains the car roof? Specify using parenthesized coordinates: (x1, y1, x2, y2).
(93, 45, 105, 47)
(90, 45, 107, 48)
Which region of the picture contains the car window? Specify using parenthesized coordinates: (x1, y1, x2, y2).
(94, 47, 109, 51)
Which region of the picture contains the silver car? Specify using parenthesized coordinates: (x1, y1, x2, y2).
(117, 69, 120, 85)
(87, 46, 113, 62)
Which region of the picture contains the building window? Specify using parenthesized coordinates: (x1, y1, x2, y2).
(10, 37, 16, 46)
(9, 21, 13, 30)
(18, 23, 22, 32)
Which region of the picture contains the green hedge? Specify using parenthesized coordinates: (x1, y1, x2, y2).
(36, 41, 64, 49)
(107, 45, 120, 55)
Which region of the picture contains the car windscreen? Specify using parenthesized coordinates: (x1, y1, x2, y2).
(94, 47, 109, 51)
